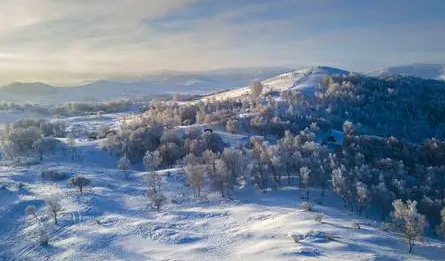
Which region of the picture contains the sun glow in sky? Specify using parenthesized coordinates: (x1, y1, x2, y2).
(0, 0, 444, 85)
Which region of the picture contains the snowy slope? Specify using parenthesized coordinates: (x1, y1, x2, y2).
(368, 64, 445, 81)
(1, 135, 444, 261)
(202, 66, 349, 101)
(1, 111, 445, 260)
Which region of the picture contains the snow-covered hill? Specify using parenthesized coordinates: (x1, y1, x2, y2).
(368, 64, 445, 80)
(202, 66, 350, 101)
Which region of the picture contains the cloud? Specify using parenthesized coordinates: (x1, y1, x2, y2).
(0, 0, 443, 85)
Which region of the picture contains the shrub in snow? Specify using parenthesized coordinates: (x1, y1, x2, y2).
(45, 195, 62, 225)
(391, 199, 427, 253)
(290, 233, 301, 243)
(351, 221, 361, 229)
(380, 222, 393, 232)
(148, 193, 167, 212)
(326, 232, 335, 241)
(41, 169, 66, 181)
(25, 205, 38, 219)
(118, 154, 130, 179)
(290, 230, 334, 244)
(314, 214, 323, 223)
(17, 182, 26, 189)
(36, 227, 49, 246)
(302, 201, 313, 212)
(68, 176, 91, 193)
(1, 184, 8, 190)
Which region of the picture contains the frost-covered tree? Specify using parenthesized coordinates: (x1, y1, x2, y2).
(143, 150, 161, 170)
(45, 196, 62, 225)
(331, 165, 355, 211)
(250, 80, 263, 98)
(436, 207, 445, 238)
(209, 159, 233, 198)
(185, 164, 206, 197)
(68, 176, 91, 193)
(226, 118, 239, 134)
(356, 182, 371, 217)
(118, 154, 130, 179)
(372, 181, 395, 220)
(0, 126, 42, 159)
(67, 133, 76, 149)
(221, 147, 245, 180)
(33, 137, 59, 161)
(391, 200, 427, 253)
(276, 131, 299, 185)
(203, 149, 218, 173)
(300, 166, 311, 199)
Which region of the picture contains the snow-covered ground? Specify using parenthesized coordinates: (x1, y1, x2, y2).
(0, 113, 444, 261)
(201, 66, 349, 101)
(1, 134, 445, 261)
(2, 66, 445, 260)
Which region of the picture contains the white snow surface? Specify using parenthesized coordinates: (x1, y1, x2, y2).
(1, 113, 444, 260)
(1, 67, 445, 260)
(201, 66, 349, 101)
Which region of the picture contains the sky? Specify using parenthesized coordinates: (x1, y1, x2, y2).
(0, 0, 444, 85)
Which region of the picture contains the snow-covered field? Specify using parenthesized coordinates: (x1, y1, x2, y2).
(1, 67, 445, 261)
(0, 113, 443, 261)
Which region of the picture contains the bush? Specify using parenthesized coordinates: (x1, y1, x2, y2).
(25, 205, 38, 219)
(326, 232, 335, 241)
(68, 176, 91, 193)
(291, 233, 301, 243)
(37, 227, 49, 246)
(314, 214, 324, 223)
(302, 201, 313, 212)
(380, 222, 393, 232)
(41, 169, 66, 181)
(352, 221, 361, 229)
(149, 193, 167, 212)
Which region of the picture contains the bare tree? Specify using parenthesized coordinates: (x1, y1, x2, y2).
(46, 196, 62, 225)
(391, 199, 427, 253)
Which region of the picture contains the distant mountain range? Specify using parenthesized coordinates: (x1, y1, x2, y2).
(2, 64, 444, 104)
(0, 67, 289, 104)
(368, 63, 445, 80)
